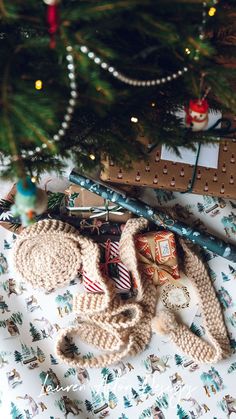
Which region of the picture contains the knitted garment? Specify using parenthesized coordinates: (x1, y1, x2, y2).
(12, 219, 117, 309)
(12, 218, 231, 367)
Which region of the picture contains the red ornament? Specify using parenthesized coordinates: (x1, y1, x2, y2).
(44, 0, 60, 49)
(185, 99, 209, 132)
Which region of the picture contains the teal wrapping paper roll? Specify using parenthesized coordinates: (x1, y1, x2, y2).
(69, 170, 236, 262)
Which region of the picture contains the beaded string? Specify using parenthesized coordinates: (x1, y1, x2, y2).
(21, 45, 77, 159)
(79, 45, 188, 87)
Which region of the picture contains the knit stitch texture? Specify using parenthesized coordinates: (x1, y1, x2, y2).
(12, 217, 231, 367)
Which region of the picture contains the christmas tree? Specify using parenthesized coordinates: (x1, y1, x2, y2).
(36, 346, 46, 363)
(123, 396, 132, 408)
(190, 322, 204, 337)
(155, 393, 169, 409)
(10, 402, 23, 419)
(14, 350, 22, 363)
(108, 391, 118, 409)
(0, 1, 236, 179)
(101, 367, 115, 384)
(62, 336, 80, 358)
(50, 354, 59, 365)
(197, 203, 205, 213)
(131, 388, 140, 400)
(175, 354, 184, 366)
(177, 404, 189, 419)
(221, 272, 230, 282)
(227, 362, 236, 374)
(64, 368, 76, 378)
(11, 312, 23, 325)
(208, 268, 217, 282)
(85, 399, 93, 413)
(21, 343, 31, 357)
(29, 322, 42, 341)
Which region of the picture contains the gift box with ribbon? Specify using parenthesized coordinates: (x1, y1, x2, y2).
(134, 231, 180, 285)
(65, 184, 132, 222)
(83, 240, 132, 293)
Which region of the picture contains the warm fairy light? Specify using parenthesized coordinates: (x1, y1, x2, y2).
(35, 80, 43, 90)
(89, 154, 96, 160)
(31, 177, 36, 183)
(151, 102, 156, 107)
(185, 48, 191, 55)
(131, 116, 138, 123)
(208, 7, 216, 16)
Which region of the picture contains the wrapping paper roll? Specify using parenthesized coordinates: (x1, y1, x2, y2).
(69, 170, 236, 262)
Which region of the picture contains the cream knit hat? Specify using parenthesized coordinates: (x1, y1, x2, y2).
(12, 218, 231, 367)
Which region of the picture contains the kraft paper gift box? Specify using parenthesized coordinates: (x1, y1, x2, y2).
(100, 138, 236, 199)
(65, 184, 132, 222)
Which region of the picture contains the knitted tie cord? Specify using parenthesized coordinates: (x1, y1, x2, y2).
(12, 218, 231, 367)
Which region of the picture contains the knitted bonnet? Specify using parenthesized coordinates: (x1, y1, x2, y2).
(13, 217, 231, 367)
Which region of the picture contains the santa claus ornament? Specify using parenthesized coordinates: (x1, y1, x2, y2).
(185, 99, 209, 132)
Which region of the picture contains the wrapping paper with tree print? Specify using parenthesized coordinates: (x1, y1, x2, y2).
(0, 180, 236, 419)
(134, 231, 180, 285)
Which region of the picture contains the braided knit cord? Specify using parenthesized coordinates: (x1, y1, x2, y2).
(166, 240, 231, 363)
(13, 217, 231, 367)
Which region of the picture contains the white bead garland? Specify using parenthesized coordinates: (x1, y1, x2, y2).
(79, 45, 188, 87)
(22, 45, 77, 158)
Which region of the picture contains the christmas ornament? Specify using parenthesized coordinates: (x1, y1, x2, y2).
(11, 177, 48, 227)
(185, 99, 209, 131)
(43, 0, 60, 49)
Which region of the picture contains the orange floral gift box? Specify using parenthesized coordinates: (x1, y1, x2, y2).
(134, 231, 180, 285)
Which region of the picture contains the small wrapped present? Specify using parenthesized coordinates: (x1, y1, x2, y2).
(134, 231, 180, 285)
(83, 240, 132, 293)
(64, 184, 132, 222)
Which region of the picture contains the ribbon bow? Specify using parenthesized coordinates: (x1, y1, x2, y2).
(90, 201, 124, 220)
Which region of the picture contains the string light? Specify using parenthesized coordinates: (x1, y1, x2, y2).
(185, 48, 191, 55)
(208, 7, 216, 16)
(35, 80, 43, 90)
(31, 176, 37, 183)
(151, 102, 156, 107)
(131, 117, 138, 123)
(89, 154, 96, 160)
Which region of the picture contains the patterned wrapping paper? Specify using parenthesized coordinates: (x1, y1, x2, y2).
(0, 180, 236, 419)
(69, 171, 236, 262)
(83, 240, 132, 293)
(65, 184, 132, 222)
(100, 140, 236, 199)
(134, 231, 180, 285)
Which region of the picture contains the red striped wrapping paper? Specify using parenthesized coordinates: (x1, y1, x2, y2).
(83, 240, 131, 293)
